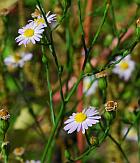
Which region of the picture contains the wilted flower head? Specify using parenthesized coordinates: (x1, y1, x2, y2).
(105, 101, 117, 112)
(0, 109, 10, 120)
(29, 11, 57, 28)
(83, 76, 98, 96)
(4, 52, 33, 68)
(136, 18, 140, 28)
(64, 106, 101, 134)
(90, 136, 97, 145)
(13, 147, 25, 156)
(95, 70, 108, 78)
(31, 8, 41, 18)
(112, 55, 135, 81)
(15, 22, 44, 46)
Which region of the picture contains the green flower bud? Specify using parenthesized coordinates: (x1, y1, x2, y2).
(64, 149, 71, 160)
(85, 63, 92, 73)
(0, 109, 10, 149)
(98, 77, 107, 90)
(136, 18, 140, 40)
(104, 109, 116, 125)
(42, 55, 47, 64)
(104, 34, 113, 47)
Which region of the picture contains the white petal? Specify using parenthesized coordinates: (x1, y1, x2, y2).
(68, 123, 78, 134)
(23, 54, 33, 61)
(64, 122, 75, 131)
(82, 123, 85, 134)
(77, 123, 81, 132)
(83, 121, 88, 129)
(87, 118, 99, 124)
(64, 118, 74, 124)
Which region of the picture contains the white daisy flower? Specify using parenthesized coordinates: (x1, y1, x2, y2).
(64, 106, 101, 134)
(15, 22, 44, 46)
(83, 76, 98, 96)
(4, 52, 33, 68)
(112, 55, 135, 81)
(29, 11, 56, 28)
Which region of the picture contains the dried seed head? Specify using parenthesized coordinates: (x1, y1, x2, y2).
(136, 18, 140, 28)
(31, 8, 41, 18)
(0, 8, 10, 16)
(13, 147, 25, 156)
(105, 101, 117, 111)
(90, 136, 96, 145)
(0, 109, 10, 120)
(95, 70, 108, 78)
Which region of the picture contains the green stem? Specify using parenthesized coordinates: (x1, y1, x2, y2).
(80, 0, 110, 70)
(85, 131, 91, 146)
(41, 45, 55, 126)
(88, 0, 110, 53)
(4, 155, 8, 163)
(122, 109, 140, 142)
(110, 0, 118, 37)
(108, 134, 130, 163)
(70, 126, 110, 161)
(9, 75, 46, 141)
(137, 121, 140, 162)
(41, 102, 66, 162)
(46, 64, 55, 125)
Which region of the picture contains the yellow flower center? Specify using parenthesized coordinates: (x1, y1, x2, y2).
(24, 29, 34, 37)
(14, 53, 22, 62)
(119, 61, 129, 70)
(84, 82, 91, 90)
(75, 112, 87, 123)
(35, 18, 45, 25)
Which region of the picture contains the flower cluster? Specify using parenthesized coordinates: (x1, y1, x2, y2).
(15, 7, 56, 47)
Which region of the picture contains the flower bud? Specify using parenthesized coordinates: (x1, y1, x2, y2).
(98, 77, 107, 90)
(90, 136, 98, 145)
(64, 149, 71, 160)
(0, 109, 10, 147)
(136, 18, 140, 40)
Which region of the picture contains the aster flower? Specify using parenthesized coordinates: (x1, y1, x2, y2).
(15, 22, 44, 46)
(83, 76, 98, 96)
(112, 55, 135, 81)
(4, 52, 33, 68)
(64, 106, 101, 134)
